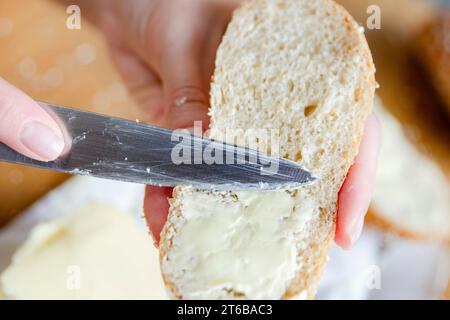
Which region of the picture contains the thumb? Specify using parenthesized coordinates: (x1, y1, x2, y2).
(0, 78, 65, 161)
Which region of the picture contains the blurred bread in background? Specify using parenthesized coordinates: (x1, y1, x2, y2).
(371, 98, 449, 241)
(337, 0, 450, 240)
(416, 10, 450, 116)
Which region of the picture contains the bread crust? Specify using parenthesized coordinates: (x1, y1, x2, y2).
(159, 0, 375, 299)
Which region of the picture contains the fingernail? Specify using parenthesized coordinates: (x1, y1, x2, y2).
(349, 214, 365, 246)
(20, 121, 64, 161)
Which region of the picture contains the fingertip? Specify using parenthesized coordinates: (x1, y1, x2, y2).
(143, 186, 173, 245)
(335, 114, 381, 248)
(19, 121, 65, 161)
(0, 79, 65, 161)
(334, 232, 353, 250)
(335, 207, 365, 250)
(335, 174, 366, 250)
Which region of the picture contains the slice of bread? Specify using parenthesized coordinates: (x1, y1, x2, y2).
(159, 0, 375, 299)
(416, 10, 450, 115)
(367, 98, 450, 242)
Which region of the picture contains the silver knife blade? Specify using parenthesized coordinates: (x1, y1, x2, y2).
(0, 102, 316, 190)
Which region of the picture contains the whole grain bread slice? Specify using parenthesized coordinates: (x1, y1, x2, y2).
(159, 0, 375, 299)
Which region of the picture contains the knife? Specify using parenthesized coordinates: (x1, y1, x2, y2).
(0, 102, 315, 190)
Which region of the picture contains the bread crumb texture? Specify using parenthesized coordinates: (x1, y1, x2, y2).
(160, 0, 375, 300)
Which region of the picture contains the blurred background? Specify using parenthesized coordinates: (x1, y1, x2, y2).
(0, 0, 449, 299)
(0, 0, 144, 224)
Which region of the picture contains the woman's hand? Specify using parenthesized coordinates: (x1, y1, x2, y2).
(0, 77, 65, 162)
(89, 0, 240, 130)
(84, 0, 380, 249)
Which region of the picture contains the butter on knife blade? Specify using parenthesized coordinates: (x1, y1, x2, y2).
(0, 102, 315, 190)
